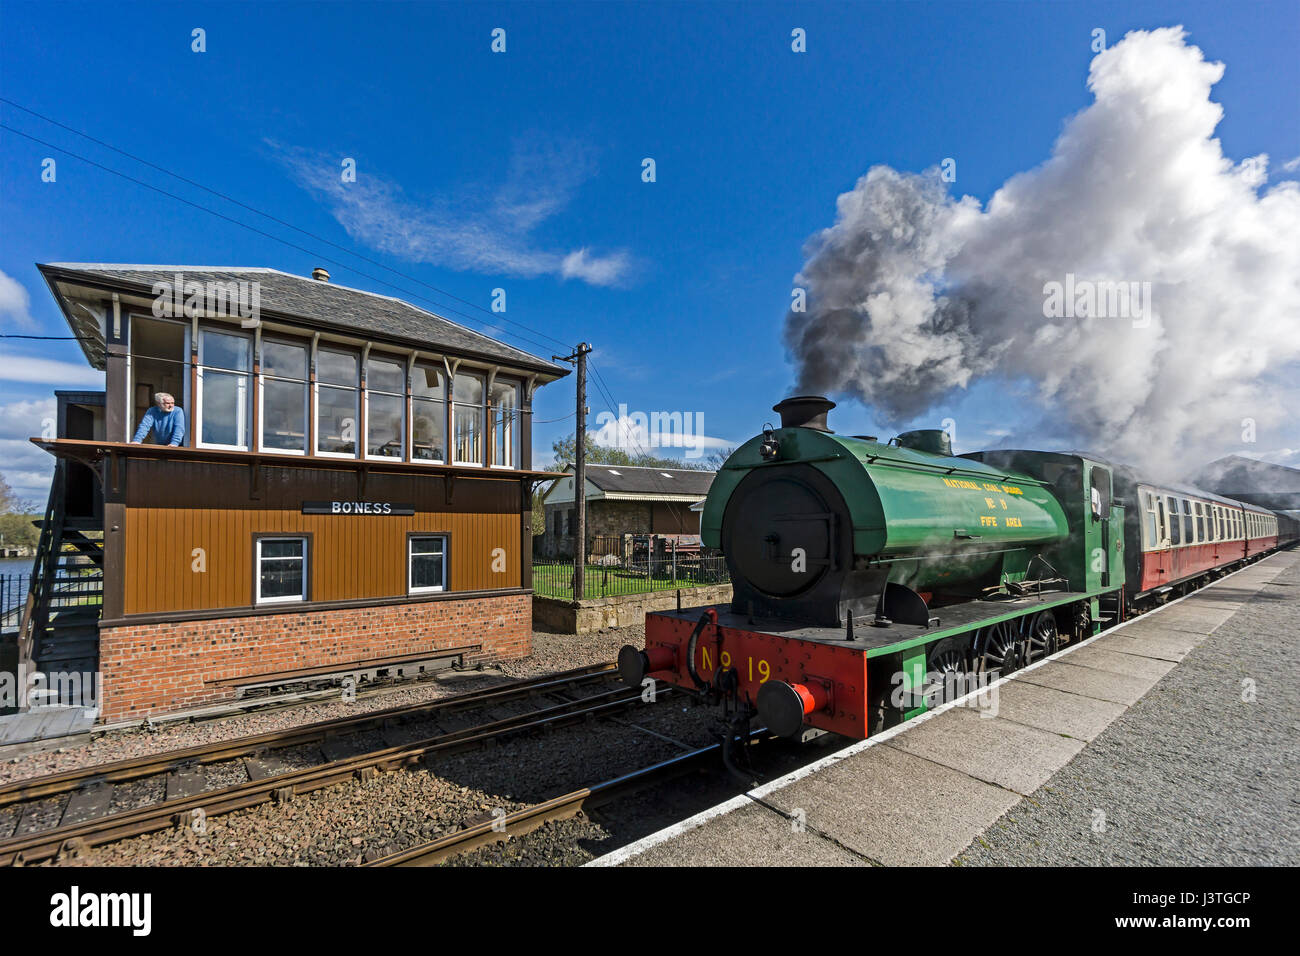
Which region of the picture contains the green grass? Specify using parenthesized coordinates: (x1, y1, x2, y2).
(531, 561, 727, 600)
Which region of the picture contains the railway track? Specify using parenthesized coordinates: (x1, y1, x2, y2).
(0, 662, 663, 866)
(364, 736, 756, 866)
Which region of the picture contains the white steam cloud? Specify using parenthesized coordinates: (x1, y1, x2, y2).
(785, 27, 1300, 478)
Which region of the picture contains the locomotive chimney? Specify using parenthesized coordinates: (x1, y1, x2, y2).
(773, 395, 836, 432)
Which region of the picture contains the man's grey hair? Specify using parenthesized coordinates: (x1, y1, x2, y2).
(154, 392, 175, 405)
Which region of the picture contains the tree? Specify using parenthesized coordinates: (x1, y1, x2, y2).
(0, 473, 40, 552)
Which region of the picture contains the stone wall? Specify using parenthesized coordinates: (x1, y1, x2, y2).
(533, 583, 733, 634)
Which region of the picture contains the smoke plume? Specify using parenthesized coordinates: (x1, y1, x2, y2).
(785, 27, 1300, 478)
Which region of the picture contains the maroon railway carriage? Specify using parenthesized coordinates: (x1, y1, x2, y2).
(1113, 468, 1280, 604)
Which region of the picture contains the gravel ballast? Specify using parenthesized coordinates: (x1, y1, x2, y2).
(1, 625, 640, 785)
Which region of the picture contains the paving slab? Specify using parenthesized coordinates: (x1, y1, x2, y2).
(1145, 605, 1235, 633)
(1061, 644, 1177, 681)
(1015, 660, 1159, 706)
(882, 706, 1086, 794)
(1090, 630, 1195, 662)
(626, 800, 869, 867)
(984, 679, 1127, 741)
(760, 744, 1021, 865)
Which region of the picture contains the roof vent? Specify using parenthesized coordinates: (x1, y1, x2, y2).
(773, 395, 835, 432)
(311, 267, 330, 282)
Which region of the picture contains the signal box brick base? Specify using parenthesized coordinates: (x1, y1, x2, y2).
(97, 593, 531, 722)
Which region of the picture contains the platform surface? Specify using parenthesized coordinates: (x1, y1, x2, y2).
(595, 549, 1300, 867)
(0, 706, 97, 757)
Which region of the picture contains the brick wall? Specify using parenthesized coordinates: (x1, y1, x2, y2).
(97, 593, 531, 722)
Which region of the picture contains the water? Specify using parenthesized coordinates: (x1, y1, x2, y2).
(0, 558, 33, 618)
(0, 557, 34, 576)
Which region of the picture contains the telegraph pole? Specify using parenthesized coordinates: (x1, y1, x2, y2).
(554, 342, 592, 598)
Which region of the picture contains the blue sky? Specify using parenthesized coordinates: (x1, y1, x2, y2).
(2, 0, 1297, 501)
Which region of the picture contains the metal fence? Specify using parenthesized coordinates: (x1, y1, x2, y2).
(1, 573, 31, 634)
(532, 552, 729, 600)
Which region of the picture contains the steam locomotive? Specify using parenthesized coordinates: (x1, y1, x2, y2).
(618, 396, 1297, 744)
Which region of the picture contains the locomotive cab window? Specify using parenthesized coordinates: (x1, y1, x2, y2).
(1088, 468, 1111, 521)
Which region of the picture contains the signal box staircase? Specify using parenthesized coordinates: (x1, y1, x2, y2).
(17, 460, 104, 704)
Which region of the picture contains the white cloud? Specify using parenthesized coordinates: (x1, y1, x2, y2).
(0, 398, 57, 440)
(786, 27, 1300, 479)
(271, 136, 633, 287)
(0, 354, 104, 388)
(0, 268, 35, 327)
(590, 411, 734, 460)
(1282, 155, 1300, 173)
(0, 399, 60, 502)
(561, 249, 631, 286)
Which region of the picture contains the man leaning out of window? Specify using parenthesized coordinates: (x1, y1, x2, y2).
(132, 392, 186, 446)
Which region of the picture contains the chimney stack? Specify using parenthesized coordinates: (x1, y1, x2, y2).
(311, 267, 330, 282)
(773, 395, 836, 432)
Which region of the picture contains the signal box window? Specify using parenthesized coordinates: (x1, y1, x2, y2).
(317, 348, 360, 456)
(409, 535, 448, 594)
(257, 537, 307, 604)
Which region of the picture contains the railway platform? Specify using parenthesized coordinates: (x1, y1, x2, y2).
(592, 548, 1300, 867)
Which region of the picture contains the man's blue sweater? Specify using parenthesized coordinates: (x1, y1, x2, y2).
(133, 406, 186, 446)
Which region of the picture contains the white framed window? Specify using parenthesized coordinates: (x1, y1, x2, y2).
(259, 338, 309, 454)
(411, 363, 446, 464)
(408, 535, 448, 594)
(316, 347, 359, 457)
(453, 370, 485, 466)
(366, 353, 406, 460)
(197, 327, 252, 449)
(489, 378, 521, 469)
(1142, 491, 1158, 549)
(256, 537, 307, 604)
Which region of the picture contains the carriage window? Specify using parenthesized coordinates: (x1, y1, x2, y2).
(1142, 493, 1158, 548)
(1166, 497, 1180, 545)
(1180, 499, 1193, 543)
(1195, 503, 1206, 542)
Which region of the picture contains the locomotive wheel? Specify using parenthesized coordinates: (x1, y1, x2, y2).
(1025, 611, 1059, 664)
(978, 620, 1024, 676)
(924, 638, 975, 707)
